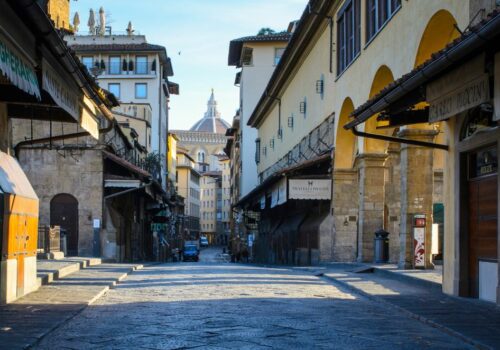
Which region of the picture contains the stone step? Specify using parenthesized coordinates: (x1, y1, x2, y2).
(36, 257, 102, 288)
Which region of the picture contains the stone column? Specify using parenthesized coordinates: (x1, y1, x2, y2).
(332, 169, 358, 261)
(398, 129, 438, 269)
(384, 143, 401, 263)
(355, 153, 388, 262)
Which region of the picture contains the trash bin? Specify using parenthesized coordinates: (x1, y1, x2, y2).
(374, 229, 389, 263)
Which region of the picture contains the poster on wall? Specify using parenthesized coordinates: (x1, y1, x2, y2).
(413, 227, 425, 268)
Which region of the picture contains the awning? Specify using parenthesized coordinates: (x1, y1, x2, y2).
(345, 9, 500, 130)
(0, 151, 38, 200)
(276, 213, 307, 236)
(104, 179, 142, 188)
(235, 152, 331, 209)
(0, 34, 40, 100)
(103, 151, 151, 179)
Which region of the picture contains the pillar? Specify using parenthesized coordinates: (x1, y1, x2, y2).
(399, 129, 438, 269)
(332, 169, 358, 261)
(0, 103, 9, 153)
(356, 153, 388, 262)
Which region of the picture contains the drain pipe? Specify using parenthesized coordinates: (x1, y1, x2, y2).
(350, 126, 448, 150)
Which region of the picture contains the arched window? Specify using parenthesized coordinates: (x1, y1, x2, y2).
(197, 151, 205, 163)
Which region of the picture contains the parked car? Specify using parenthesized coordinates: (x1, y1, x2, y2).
(183, 244, 199, 262)
(200, 236, 209, 247)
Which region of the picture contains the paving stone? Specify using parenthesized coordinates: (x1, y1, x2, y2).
(35, 253, 472, 350)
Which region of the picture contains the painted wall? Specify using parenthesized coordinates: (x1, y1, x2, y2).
(257, 1, 469, 177)
(240, 41, 287, 196)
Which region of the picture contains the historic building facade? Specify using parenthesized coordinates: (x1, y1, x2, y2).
(172, 91, 231, 245)
(233, 0, 499, 305)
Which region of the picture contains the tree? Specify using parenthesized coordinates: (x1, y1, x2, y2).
(257, 27, 276, 36)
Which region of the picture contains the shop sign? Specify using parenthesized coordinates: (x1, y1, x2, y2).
(42, 59, 80, 121)
(288, 179, 331, 200)
(0, 38, 40, 99)
(427, 54, 489, 123)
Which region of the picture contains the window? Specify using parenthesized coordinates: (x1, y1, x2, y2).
(81, 56, 94, 71)
(366, 0, 401, 42)
(108, 56, 121, 74)
(135, 56, 148, 74)
(135, 83, 147, 99)
(337, 0, 360, 75)
(108, 83, 120, 99)
(255, 138, 261, 164)
(274, 48, 285, 66)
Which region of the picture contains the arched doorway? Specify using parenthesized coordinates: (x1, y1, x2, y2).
(51, 194, 79, 256)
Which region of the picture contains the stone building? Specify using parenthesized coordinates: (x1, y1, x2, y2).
(172, 90, 231, 245)
(234, 0, 499, 305)
(64, 18, 177, 187)
(0, 0, 113, 302)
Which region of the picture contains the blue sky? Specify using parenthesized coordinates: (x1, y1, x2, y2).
(70, 1, 306, 130)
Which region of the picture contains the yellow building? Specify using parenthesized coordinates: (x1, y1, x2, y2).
(235, 0, 499, 303)
(176, 149, 201, 238)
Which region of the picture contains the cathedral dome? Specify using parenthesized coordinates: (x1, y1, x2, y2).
(190, 90, 231, 134)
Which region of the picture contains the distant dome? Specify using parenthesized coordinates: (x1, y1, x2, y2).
(190, 89, 231, 134)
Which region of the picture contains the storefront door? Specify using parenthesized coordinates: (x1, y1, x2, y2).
(467, 146, 498, 299)
(50, 194, 79, 256)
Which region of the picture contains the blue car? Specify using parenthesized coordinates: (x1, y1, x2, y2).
(183, 244, 199, 262)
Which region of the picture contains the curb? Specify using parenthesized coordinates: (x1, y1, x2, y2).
(26, 263, 144, 350)
(319, 273, 491, 350)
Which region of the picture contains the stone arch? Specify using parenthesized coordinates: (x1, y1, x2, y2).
(50, 193, 79, 256)
(414, 10, 460, 67)
(335, 97, 356, 169)
(364, 65, 395, 153)
(414, 10, 460, 170)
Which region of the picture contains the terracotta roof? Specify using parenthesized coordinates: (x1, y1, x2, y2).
(69, 42, 173, 76)
(346, 9, 500, 129)
(190, 117, 231, 134)
(70, 42, 166, 53)
(228, 33, 292, 66)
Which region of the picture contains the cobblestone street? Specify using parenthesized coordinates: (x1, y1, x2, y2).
(35, 252, 472, 349)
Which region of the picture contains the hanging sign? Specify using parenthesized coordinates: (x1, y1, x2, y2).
(0, 37, 40, 99)
(42, 59, 80, 121)
(288, 179, 331, 200)
(427, 54, 489, 122)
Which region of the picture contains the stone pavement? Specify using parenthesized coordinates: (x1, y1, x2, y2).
(0, 263, 142, 350)
(311, 265, 500, 350)
(36, 263, 473, 349)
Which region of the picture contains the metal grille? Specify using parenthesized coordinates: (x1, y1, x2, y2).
(260, 113, 335, 182)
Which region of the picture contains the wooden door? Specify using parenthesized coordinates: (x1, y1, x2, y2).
(51, 194, 79, 256)
(468, 147, 498, 297)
